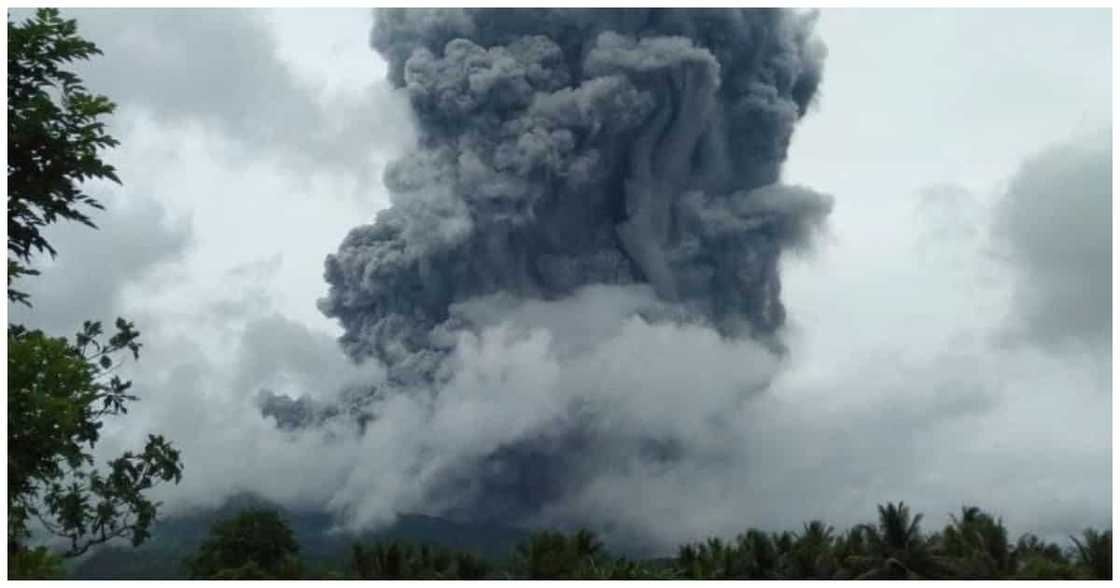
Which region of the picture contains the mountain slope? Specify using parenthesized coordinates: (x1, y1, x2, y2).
(68, 493, 531, 579)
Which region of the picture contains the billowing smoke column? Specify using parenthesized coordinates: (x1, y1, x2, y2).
(316, 8, 831, 537)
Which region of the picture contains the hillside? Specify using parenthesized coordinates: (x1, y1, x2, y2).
(67, 493, 531, 579)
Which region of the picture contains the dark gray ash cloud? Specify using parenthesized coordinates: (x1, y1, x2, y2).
(322, 8, 830, 380)
(315, 8, 832, 537)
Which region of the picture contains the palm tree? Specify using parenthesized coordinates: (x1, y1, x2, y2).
(676, 530, 779, 579)
(833, 525, 873, 579)
(738, 529, 782, 579)
(855, 502, 942, 579)
(937, 505, 1014, 578)
(785, 520, 839, 578)
(516, 531, 572, 579)
(1016, 533, 1065, 561)
(350, 540, 478, 579)
(515, 529, 605, 579)
(582, 556, 676, 580)
(1013, 534, 1076, 580)
(572, 529, 602, 561)
(699, 536, 736, 578)
(676, 543, 700, 578)
(350, 542, 407, 579)
(1070, 528, 1111, 580)
(677, 540, 723, 579)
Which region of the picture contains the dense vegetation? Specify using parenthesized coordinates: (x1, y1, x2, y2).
(183, 508, 304, 579)
(67, 500, 1112, 580)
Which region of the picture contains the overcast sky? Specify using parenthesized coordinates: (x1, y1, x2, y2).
(7, 7, 1111, 550)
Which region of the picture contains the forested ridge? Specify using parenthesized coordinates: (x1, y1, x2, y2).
(66, 498, 1111, 580)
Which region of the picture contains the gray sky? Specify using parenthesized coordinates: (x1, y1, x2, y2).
(7, 8, 1111, 550)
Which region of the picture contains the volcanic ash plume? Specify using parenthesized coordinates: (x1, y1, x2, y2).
(315, 8, 832, 540)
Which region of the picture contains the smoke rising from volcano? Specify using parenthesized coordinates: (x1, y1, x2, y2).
(315, 8, 831, 542)
(322, 8, 830, 376)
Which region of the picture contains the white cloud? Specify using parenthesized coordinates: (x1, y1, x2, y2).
(62, 8, 414, 184)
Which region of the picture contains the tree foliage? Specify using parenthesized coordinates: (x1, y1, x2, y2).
(184, 508, 302, 579)
(8, 322, 182, 559)
(1070, 528, 1112, 580)
(670, 502, 1108, 581)
(514, 529, 600, 579)
(6, 8, 183, 574)
(938, 505, 1015, 578)
(8, 8, 120, 305)
(343, 505, 1111, 580)
(350, 540, 490, 579)
(7, 545, 65, 580)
